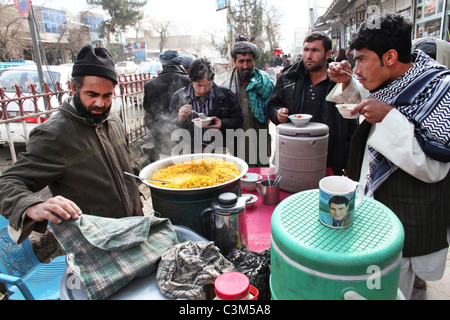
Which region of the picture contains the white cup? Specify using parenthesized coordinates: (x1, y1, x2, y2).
(318, 176, 364, 229)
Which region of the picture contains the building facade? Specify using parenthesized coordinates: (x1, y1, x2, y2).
(414, 0, 449, 39)
(313, 0, 449, 52)
(5, 6, 104, 64)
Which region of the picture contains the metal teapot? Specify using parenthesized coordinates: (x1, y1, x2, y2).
(199, 192, 249, 255)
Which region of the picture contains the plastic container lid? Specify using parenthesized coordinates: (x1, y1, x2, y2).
(215, 272, 250, 300)
(271, 190, 405, 276)
(277, 122, 329, 137)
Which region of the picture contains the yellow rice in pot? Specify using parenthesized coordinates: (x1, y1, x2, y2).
(150, 158, 241, 189)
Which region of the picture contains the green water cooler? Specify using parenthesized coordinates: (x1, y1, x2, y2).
(270, 190, 405, 300)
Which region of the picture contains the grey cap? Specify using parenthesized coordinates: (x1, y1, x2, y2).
(159, 50, 183, 66)
(181, 54, 195, 68)
(230, 41, 260, 59)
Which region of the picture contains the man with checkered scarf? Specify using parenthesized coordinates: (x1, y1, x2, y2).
(328, 14, 450, 299)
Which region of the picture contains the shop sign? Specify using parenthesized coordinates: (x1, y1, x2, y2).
(424, 0, 437, 17)
(14, 0, 31, 19)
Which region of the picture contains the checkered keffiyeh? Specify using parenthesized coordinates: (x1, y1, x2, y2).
(50, 214, 178, 300)
(156, 241, 235, 300)
(365, 145, 398, 197)
(365, 50, 450, 196)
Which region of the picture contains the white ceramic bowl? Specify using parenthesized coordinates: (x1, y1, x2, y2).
(192, 117, 212, 127)
(240, 172, 262, 191)
(336, 104, 360, 119)
(288, 114, 312, 127)
(242, 194, 258, 208)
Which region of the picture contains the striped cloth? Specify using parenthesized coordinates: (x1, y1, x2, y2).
(187, 83, 214, 117)
(50, 214, 178, 300)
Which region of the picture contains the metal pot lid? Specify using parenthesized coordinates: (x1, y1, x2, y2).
(211, 192, 247, 215)
(276, 122, 329, 137)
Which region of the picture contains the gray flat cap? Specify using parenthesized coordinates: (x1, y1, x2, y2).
(230, 41, 260, 59)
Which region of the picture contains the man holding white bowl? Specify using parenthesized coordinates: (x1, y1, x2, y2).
(328, 14, 450, 299)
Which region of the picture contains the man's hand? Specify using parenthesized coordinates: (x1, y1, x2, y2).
(178, 104, 193, 122)
(26, 195, 82, 224)
(328, 60, 352, 89)
(354, 99, 393, 124)
(277, 108, 289, 123)
(206, 116, 221, 130)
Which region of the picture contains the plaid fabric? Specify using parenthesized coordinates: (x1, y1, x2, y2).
(156, 241, 234, 300)
(245, 68, 274, 124)
(50, 214, 178, 300)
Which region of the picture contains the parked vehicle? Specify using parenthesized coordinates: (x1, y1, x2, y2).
(0, 65, 73, 144)
(0, 60, 36, 71)
(115, 61, 139, 75)
(136, 61, 163, 78)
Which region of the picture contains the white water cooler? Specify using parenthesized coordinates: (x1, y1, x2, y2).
(274, 122, 329, 193)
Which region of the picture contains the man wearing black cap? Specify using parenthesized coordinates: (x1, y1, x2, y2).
(224, 41, 274, 167)
(0, 44, 143, 243)
(143, 50, 190, 161)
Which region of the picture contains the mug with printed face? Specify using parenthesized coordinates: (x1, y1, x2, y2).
(318, 176, 364, 229)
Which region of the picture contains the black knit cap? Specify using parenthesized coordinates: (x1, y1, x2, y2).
(72, 44, 118, 84)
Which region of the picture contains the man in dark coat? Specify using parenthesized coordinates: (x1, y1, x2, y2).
(171, 58, 243, 154)
(143, 50, 190, 160)
(0, 45, 143, 243)
(267, 32, 358, 175)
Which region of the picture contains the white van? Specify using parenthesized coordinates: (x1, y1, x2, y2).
(0, 65, 72, 144)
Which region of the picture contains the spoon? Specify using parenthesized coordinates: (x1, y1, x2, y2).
(192, 110, 207, 119)
(124, 172, 171, 185)
(339, 69, 360, 79)
(274, 175, 282, 186)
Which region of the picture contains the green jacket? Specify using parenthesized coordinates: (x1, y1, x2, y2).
(0, 101, 143, 243)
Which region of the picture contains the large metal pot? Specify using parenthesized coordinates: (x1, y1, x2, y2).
(139, 153, 248, 237)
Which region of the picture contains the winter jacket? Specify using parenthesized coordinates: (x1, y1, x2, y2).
(170, 83, 243, 152)
(0, 101, 143, 243)
(143, 66, 190, 154)
(267, 59, 358, 174)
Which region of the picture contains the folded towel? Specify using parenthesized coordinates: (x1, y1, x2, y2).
(50, 214, 178, 300)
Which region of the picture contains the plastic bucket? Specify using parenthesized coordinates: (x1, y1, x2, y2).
(275, 122, 329, 193)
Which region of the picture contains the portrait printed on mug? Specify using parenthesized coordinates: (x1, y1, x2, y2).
(318, 191, 355, 228)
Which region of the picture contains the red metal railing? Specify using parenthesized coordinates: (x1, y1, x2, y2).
(0, 73, 154, 163)
(0, 66, 230, 163)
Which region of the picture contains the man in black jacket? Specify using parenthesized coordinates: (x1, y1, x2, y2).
(267, 33, 357, 175)
(143, 50, 190, 160)
(170, 58, 243, 154)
